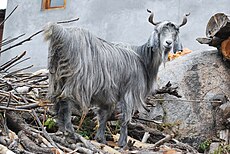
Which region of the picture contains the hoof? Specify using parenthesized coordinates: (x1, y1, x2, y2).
(118, 138, 127, 147)
(94, 136, 107, 144)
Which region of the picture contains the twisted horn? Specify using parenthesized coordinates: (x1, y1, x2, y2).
(179, 13, 190, 27)
(147, 9, 160, 26)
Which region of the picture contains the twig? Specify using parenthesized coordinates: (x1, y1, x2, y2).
(12, 72, 43, 83)
(0, 106, 31, 112)
(166, 138, 199, 153)
(71, 133, 102, 153)
(141, 132, 150, 143)
(91, 140, 120, 154)
(128, 122, 163, 136)
(133, 117, 162, 124)
(25, 130, 53, 148)
(4, 65, 33, 77)
(0, 144, 16, 154)
(56, 143, 73, 153)
(0, 18, 79, 54)
(0, 30, 43, 54)
(0, 5, 18, 26)
(16, 101, 51, 109)
(28, 76, 48, 84)
(150, 133, 175, 149)
(0, 51, 27, 71)
(18, 130, 54, 154)
(0, 37, 9, 45)
(0, 90, 21, 102)
(113, 134, 153, 149)
(5, 57, 31, 72)
(31, 109, 57, 148)
(148, 98, 222, 103)
(57, 18, 79, 24)
(1, 34, 25, 47)
(155, 81, 182, 98)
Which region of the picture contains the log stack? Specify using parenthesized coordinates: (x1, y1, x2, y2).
(197, 13, 230, 60)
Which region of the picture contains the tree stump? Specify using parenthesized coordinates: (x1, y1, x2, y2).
(196, 13, 230, 60)
(206, 13, 230, 39)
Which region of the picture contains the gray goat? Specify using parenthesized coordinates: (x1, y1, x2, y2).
(43, 10, 189, 147)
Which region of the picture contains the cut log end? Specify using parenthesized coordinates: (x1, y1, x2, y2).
(221, 37, 230, 60)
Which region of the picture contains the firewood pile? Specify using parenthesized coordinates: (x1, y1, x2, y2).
(0, 48, 201, 153)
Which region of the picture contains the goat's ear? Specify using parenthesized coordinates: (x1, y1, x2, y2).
(173, 36, 183, 53)
(147, 30, 159, 48)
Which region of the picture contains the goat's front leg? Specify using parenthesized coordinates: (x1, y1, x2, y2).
(118, 101, 128, 147)
(55, 99, 76, 139)
(94, 105, 113, 144)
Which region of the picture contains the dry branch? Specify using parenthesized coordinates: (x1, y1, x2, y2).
(18, 130, 54, 154)
(0, 18, 79, 54)
(154, 81, 182, 98)
(0, 144, 15, 154)
(1, 34, 25, 47)
(31, 109, 57, 148)
(0, 30, 43, 54)
(0, 51, 27, 71)
(0, 5, 18, 26)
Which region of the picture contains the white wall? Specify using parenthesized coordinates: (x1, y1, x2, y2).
(1, 0, 230, 71)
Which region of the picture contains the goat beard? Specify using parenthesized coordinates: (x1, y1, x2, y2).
(162, 49, 171, 68)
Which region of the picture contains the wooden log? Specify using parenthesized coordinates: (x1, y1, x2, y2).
(206, 13, 230, 39)
(221, 37, 230, 60)
(197, 13, 230, 48)
(196, 36, 223, 47)
(0, 144, 15, 154)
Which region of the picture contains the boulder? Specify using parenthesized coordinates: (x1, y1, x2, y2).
(142, 49, 230, 139)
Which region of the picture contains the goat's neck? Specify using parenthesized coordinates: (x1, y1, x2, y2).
(135, 43, 162, 70)
(134, 43, 163, 91)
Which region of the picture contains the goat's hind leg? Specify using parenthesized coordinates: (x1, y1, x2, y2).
(94, 105, 113, 144)
(118, 99, 131, 147)
(55, 99, 76, 139)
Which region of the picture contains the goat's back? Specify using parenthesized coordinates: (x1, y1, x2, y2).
(44, 23, 148, 115)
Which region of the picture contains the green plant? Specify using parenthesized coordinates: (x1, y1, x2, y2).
(198, 139, 211, 153)
(44, 117, 56, 129)
(78, 130, 90, 140)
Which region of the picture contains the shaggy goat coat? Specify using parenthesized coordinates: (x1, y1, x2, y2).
(43, 8, 188, 145)
(44, 23, 153, 124)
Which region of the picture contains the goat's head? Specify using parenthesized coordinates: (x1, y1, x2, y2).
(147, 9, 189, 65)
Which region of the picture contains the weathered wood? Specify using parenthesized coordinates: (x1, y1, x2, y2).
(197, 13, 230, 60)
(196, 36, 224, 47)
(206, 13, 230, 39)
(18, 130, 53, 154)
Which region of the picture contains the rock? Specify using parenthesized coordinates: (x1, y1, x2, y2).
(219, 102, 230, 118)
(142, 50, 230, 139)
(210, 93, 228, 108)
(219, 129, 229, 144)
(215, 102, 230, 130)
(208, 142, 220, 154)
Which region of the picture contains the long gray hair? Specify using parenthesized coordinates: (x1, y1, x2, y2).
(43, 10, 188, 147)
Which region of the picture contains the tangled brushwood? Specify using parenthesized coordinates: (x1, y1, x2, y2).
(44, 9, 189, 147)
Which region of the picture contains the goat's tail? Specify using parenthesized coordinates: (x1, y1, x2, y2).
(43, 22, 65, 41)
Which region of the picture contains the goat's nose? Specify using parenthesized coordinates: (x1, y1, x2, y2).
(166, 40, 172, 45)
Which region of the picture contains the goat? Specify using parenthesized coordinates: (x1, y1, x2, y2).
(43, 10, 189, 147)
